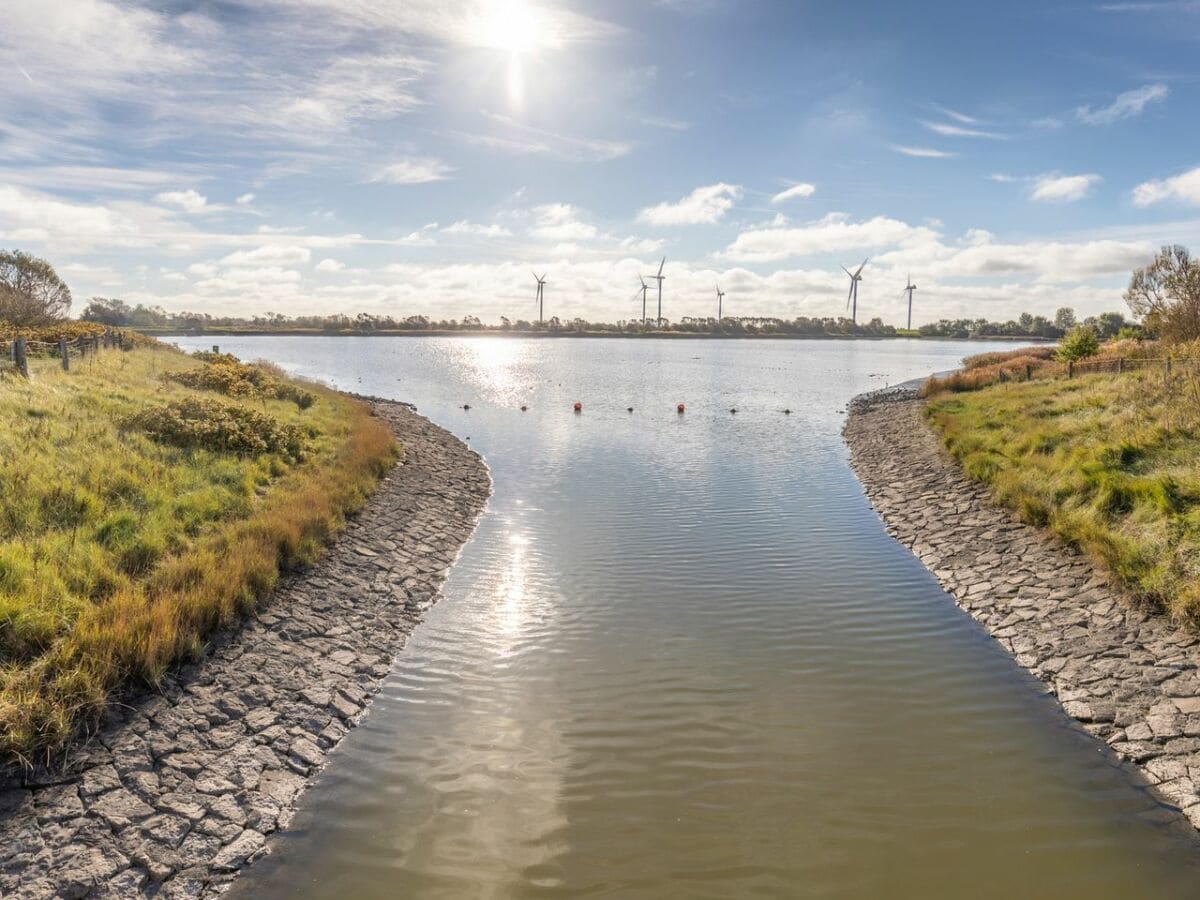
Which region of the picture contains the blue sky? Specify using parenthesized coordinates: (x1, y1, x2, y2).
(3, 0, 1200, 325)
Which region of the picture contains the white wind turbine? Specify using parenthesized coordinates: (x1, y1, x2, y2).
(649, 257, 665, 326)
(715, 282, 726, 324)
(841, 258, 868, 324)
(902, 275, 917, 330)
(632, 274, 649, 325)
(532, 271, 547, 323)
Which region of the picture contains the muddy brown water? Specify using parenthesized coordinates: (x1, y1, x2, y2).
(173, 336, 1200, 898)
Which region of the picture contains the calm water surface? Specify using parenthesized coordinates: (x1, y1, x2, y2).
(175, 336, 1200, 898)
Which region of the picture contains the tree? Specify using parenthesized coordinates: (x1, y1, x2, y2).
(1054, 307, 1077, 330)
(0, 250, 72, 325)
(1125, 245, 1200, 342)
(1058, 325, 1100, 362)
(82, 297, 132, 326)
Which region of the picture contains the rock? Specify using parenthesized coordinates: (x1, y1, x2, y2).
(210, 829, 267, 872)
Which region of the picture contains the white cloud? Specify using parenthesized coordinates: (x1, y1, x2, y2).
(638, 183, 742, 226)
(236, 193, 255, 205)
(315, 257, 345, 272)
(1076, 83, 1168, 125)
(0, 185, 141, 245)
(770, 183, 816, 204)
(441, 220, 513, 237)
(921, 121, 1006, 139)
(1132, 166, 1200, 206)
(370, 157, 455, 184)
(529, 204, 598, 241)
(723, 213, 935, 263)
(1030, 173, 1102, 203)
(155, 189, 209, 213)
(219, 245, 312, 266)
(892, 145, 957, 159)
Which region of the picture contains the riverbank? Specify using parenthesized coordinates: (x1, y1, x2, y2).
(144, 328, 1054, 342)
(845, 386, 1200, 832)
(0, 400, 490, 897)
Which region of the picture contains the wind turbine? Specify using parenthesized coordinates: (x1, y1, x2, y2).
(841, 258, 868, 324)
(633, 275, 649, 325)
(532, 271, 547, 323)
(715, 282, 725, 324)
(901, 274, 917, 330)
(649, 257, 665, 327)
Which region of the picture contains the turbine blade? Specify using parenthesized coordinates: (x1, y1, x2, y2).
(841, 265, 853, 277)
(658, 257, 665, 276)
(854, 258, 869, 277)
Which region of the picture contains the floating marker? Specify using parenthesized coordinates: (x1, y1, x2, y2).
(677, 403, 686, 414)
(520, 405, 528, 411)
(462, 404, 471, 410)
(627, 407, 634, 413)
(730, 408, 737, 414)
(574, 401, 583, 412)
(783, 409, 792, 415)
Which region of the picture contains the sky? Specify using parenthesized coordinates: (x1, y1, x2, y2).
(3, 0, 1200, 326)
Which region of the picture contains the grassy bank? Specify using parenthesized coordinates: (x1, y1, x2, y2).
(0, 341, 397, 763)
(925, 360, 1200, 620)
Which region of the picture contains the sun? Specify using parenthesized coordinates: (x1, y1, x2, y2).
(474, 0, 546, 55)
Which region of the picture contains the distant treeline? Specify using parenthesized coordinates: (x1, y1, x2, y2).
(81, 298, 1137, 340)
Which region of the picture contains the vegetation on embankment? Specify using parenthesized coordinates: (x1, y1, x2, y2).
(0, 341, 397, 763)
(925, 352, 1200, 621)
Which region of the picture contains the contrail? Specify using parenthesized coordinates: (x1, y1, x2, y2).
(15, 63, 33, 83)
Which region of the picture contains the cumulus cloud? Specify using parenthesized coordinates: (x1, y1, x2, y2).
(1030, 173, 1102, 203)
(528, 204, 598, 241)
(155, 189, 209, 213)
(315, 257, 345, 272)
(1132, 166, 1200, 206)
(723, 213, 935, 263)
(770, 183, 816, 204)
(1076, 83, 1168, 125)
(638, 183, 742, 226)
(369, 156, 455, 184)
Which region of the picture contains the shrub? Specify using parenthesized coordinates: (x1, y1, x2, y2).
(1058, 326, 1101, 362)
(167, 356, 316, 409)
(121, 397, 308, 460)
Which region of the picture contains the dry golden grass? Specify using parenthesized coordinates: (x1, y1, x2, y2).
(0, 342, 397, 763)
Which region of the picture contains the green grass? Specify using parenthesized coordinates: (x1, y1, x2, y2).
(0, 343, 397, 763)
(926, 369, 1200, 621)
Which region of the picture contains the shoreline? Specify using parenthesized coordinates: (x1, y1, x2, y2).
(844, 385, 1200, 834)
(0, 399, 491, 898)
(145, 330, 1054, 343)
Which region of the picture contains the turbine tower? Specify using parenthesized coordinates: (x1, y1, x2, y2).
(532, 271, 547, 323)
(650, 257, 665, 327)
(902, 275, 917, 330)
(841, 258, 868, 324)
(716, 282, 725, 324)
(633, 275, 649, 325)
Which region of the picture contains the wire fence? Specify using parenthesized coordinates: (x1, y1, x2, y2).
(1, 331, 127, 378)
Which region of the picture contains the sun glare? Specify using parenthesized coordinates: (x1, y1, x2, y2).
(476, 0, 545, 54)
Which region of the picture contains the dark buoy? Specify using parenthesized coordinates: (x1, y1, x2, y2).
(574, 401, 583, 413)
(520, 405, 528, 411)
(462, 404, 471, 410)
(677, 403, 686, 414)
(627, 407, 634, 413)
(784, 408, 792, 415)
(730, 408, 737, 414)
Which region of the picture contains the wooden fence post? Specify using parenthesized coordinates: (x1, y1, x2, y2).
(1068, 360, 1074, 379)
(59, 338, 69, 371)
(1117, 357, 1124, 374)
(14, 339, 28, 378)
(1026, 363, 1032, 381)
(212, 344, 220, 354)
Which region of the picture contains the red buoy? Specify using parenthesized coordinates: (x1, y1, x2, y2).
(677, 403, 686, 414)
(574, 401, 583, 412)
